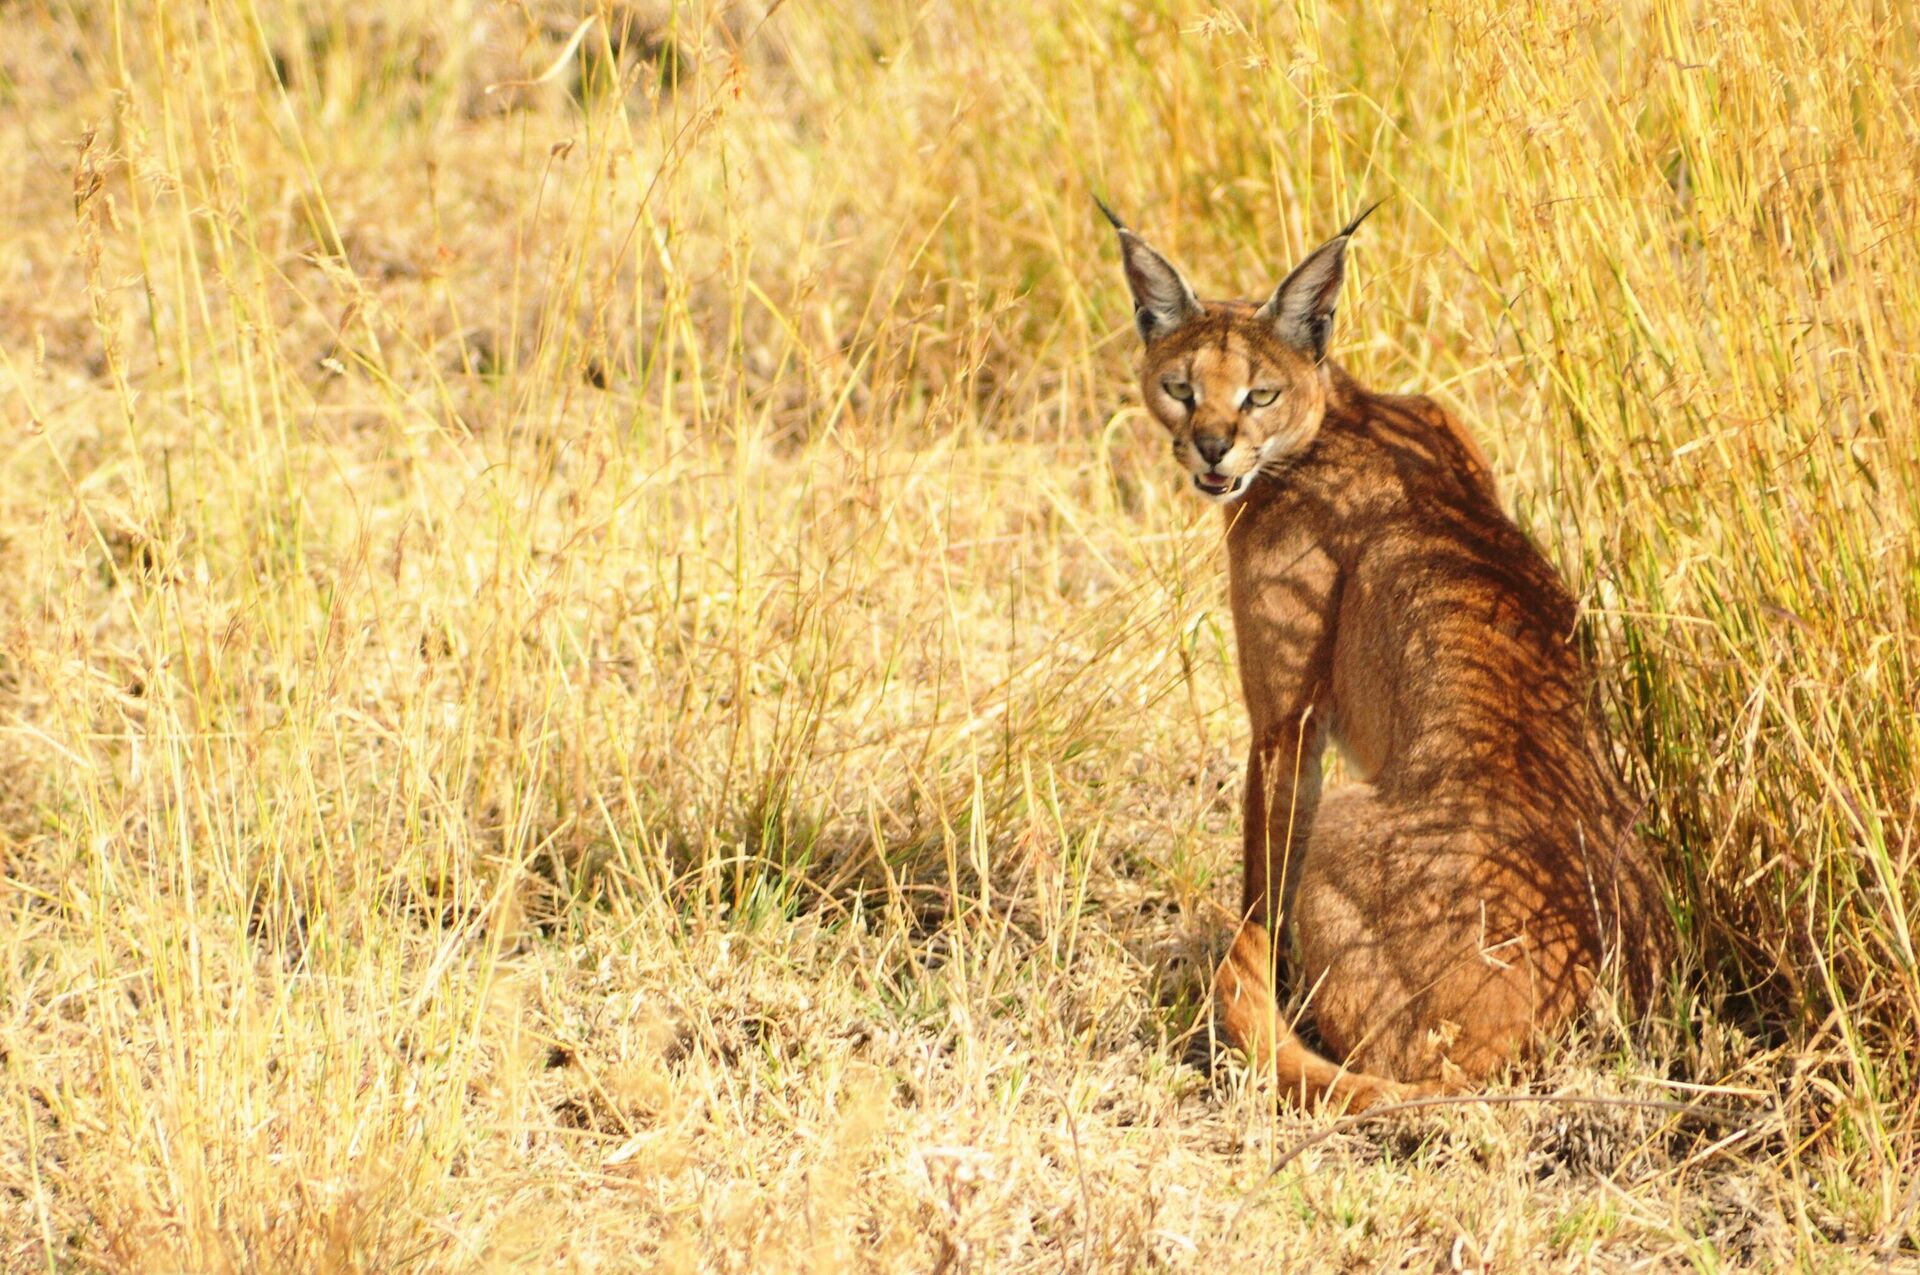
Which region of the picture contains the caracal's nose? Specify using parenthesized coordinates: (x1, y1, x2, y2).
(1194, 434, 1232, 466)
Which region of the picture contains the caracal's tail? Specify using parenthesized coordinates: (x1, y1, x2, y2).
(1213, 921, 1431, 1113)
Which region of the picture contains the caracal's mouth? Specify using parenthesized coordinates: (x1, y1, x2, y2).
(1192, 470, 1251, 502)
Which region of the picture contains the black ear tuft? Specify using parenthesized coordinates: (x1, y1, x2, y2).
(1338, 198, 1385, 240)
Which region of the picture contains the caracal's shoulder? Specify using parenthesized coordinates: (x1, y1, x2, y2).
(1336, 374, 1498, 504)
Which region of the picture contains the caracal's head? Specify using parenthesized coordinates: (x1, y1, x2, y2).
(1104, 202, 1376, 505)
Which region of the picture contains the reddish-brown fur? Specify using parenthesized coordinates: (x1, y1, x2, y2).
(1109, 209, 1668, 1111)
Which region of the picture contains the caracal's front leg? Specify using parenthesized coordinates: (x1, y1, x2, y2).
(1241, 711, 1327, 957)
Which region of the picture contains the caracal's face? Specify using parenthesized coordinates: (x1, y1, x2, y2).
(1139, 305, 1328, 505)
(1110, 207, 1367, 506)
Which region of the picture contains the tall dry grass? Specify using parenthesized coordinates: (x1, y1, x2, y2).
(1, 0, 1915, 1268)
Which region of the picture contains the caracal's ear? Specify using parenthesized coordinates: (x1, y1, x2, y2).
(1097, 198, 1201, 344)
(1258, 200, 1382, 361)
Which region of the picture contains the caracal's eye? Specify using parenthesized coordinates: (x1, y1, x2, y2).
(1161, 377, 1195, 404)
(1246, 387, 1280, 409)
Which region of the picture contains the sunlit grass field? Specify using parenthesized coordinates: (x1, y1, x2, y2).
(1, 0, 1915, 1268)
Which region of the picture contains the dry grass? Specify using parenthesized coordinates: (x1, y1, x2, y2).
(1, 0, 1915, 1269)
